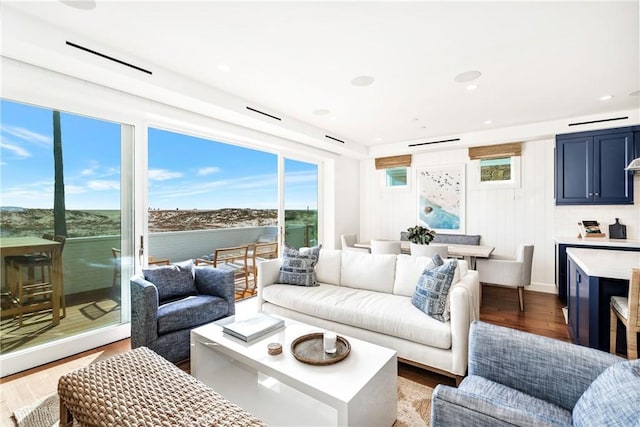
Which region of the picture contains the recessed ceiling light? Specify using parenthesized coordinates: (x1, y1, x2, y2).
(412, 117, 420, 122)
(350, 75, 375, 87)
(421, 125, 427, 129)
(313, 109, 330, 116)
(454, 70, 482, 83)
(217, 64, 231, 72)
(484, 120, 493, 125)
(375, 137, 382, 142)
(629, 90, 640, 97)
(599, 95, 613, 101)
(466, 84, 479, 91)
(329, 116, 337, 121)
(59, 0, 96, 10)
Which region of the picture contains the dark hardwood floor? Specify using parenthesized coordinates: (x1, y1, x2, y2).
(0, 286, 569, 425)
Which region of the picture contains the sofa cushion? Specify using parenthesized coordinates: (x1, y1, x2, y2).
(458, 375, 573, 425)
(143, 261, 196, 302)
(340, 251, 396, 293)
(315, 249, 341, 285)
(278, 244, 322, 287)
(412, 260, 458, 322)
(572, 359, 640, 427)
(157, 295, 229, 334)
(262, 283, 452, 349)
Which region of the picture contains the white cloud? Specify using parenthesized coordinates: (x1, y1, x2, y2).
(148, 168, 183, 181)
(0, 141, 31, 158)
(87, 180, 120, 191)
(198, 166, 221, 176)
(1, 125, 51, 146)
(81, 168, 95, 176)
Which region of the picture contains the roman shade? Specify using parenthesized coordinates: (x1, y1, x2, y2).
(375, 154, 412, 169)
(468, 142, 522, 160)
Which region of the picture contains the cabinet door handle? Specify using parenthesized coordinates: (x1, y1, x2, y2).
(594, 192, 599, 197)
(588, 192, 594, 196)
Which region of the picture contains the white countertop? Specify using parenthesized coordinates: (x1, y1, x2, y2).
(566, 248, 640, 280)
(554, 236, 640, 248)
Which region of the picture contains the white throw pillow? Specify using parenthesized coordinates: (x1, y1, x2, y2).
(315, 249, 342, 285)
(393, 254, 435, 297)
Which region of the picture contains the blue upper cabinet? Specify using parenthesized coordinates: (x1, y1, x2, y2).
(555, 127, 635, 205)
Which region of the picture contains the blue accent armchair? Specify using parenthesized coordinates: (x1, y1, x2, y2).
(130, 262, 235, 363)
(431, 321, 640, 426)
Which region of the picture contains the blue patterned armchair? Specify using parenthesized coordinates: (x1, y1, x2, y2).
(431, 321, 640, 426)
(130, 261, 235, 362)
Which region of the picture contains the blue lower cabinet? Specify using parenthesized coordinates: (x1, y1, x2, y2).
(567, 258, 629, 351)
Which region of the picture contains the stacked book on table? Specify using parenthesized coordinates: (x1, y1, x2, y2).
(222, 313, 284, 342)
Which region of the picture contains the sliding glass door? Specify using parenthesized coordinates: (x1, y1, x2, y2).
(0, 99, 134, 376)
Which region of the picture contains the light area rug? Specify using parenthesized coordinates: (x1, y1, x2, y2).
(13, 377, 433, 427)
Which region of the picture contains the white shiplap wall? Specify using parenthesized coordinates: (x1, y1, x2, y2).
(360, 138, 640, 293)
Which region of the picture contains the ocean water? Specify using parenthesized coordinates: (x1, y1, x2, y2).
(419, 197, 460, 230)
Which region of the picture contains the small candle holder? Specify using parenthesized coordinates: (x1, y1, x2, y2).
(323, 331, 337, 354)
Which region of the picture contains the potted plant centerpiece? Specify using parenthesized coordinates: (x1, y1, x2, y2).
(406, 225, 436, 256)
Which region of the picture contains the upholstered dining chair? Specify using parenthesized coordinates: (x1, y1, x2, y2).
(610, 268, 639, 359)
(340, 233, 370, 253)
(475, 244, 534, 311)
(370, 240, 401, 255)
(411, 243, 448, 258)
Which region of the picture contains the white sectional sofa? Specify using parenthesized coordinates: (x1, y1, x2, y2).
(257, 249, 480, 381)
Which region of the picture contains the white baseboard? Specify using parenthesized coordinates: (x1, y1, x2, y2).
(526, 281, 557, 294)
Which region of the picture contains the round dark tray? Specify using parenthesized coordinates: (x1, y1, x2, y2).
(291, 333, 351, 365)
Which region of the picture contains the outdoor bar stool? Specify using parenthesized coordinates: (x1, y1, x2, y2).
(9, 235, 66, 324)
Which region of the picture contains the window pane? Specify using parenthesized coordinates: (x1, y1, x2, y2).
(480, 157, 511, 182)
(386, 167, 407, 186)
(284, 158, 318, 248)
(147, 128, 278, 288)
(1, 98, 129, 357)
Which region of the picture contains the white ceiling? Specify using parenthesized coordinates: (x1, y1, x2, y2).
(4, 1, 640, 148)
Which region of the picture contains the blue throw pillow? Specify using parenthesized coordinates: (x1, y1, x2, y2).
(143, 260, 196, 301)
(412, 259, 457, 322)
(278, 244, 322, 286)
(572, 359, 640, 426)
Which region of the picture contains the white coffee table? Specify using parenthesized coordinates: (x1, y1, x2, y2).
(191, 315, 397, 427)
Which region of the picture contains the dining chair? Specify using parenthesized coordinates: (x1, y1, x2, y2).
(196, 245, 250, 296)
(610, 268, 639, 359)
(411, 243, 448, 258)
(475, 244, 534, 311)
(340, 233, 370, 253)
(370, 240, 401, 255)
(247, 241, 278, 292)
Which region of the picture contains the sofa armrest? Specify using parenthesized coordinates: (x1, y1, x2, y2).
(431, 384, 559, 427)
(449, 269, 480, 376)
(194, 267, 235, 316)
(130, 275, 160, 349)
(257, 258, 283, 310)
(468, 321, 624, 411)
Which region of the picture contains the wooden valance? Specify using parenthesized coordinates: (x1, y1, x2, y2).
(375, 154, 412, 170)
(468, 142, 522, 160)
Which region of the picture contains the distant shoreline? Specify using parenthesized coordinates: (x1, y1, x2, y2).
(0, 208, 315, 237)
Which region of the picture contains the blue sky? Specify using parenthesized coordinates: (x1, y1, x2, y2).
(0, 99, 318, 210)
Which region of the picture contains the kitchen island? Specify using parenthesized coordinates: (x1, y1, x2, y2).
(554, 237, 640, 303)
(566, 248, 640, 353)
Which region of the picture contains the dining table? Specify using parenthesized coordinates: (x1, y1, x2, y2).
(1, 236, 63, 325)
(354, 240, 495, 269)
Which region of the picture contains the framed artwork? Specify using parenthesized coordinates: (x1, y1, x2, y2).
(416, 164, 465, 233)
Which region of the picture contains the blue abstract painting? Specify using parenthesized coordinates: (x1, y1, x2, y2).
(417, 165, 465, 233)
